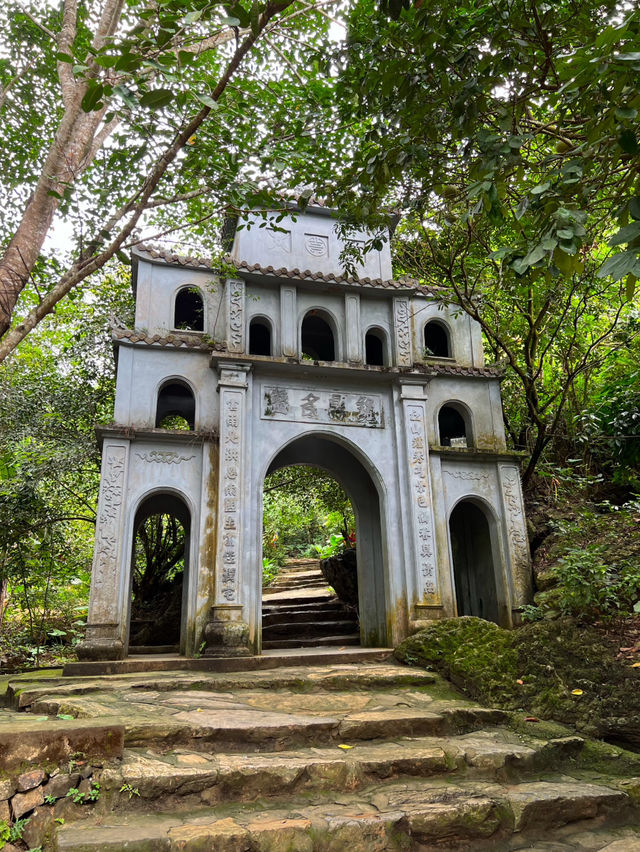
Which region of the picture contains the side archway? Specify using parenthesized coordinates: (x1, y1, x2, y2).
(264, 434, 388, 646)
(448, 498, 500, 624)
(128, 491, 192, 653)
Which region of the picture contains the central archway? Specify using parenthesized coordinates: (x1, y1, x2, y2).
(263, 434, 388, 647)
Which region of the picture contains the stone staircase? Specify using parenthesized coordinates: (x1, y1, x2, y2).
(3, 660, 640, 851)
(262, 558, 360, 650)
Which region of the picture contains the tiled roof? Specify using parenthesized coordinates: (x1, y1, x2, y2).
(132, 244, 442, 295)
(112, 326, 225, 351)
(420, 363, 503, 379)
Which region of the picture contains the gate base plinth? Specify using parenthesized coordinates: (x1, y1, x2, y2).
(204, 605, 252, 657)
(76, 628, 125, 662)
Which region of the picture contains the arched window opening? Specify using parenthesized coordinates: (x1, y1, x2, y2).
(438, 404, 470, 447)
(129, 494, 190, 652)
(365, 329, 386, 366)
(424, 321, 451, 358)
(449, 500, 499, 623)
(301, 313, 335, 362)
(156, 382, 195, 430)
(249, 318, 272, 356)
(174, 287, 204, 331)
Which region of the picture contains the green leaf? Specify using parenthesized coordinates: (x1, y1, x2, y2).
(615, 107, 638, 121)
(626, 273, 637, 301)
(56, 714, 74, 720)
(531, 182, 550, 195)
(522, 244, 547, 268)
(597, 250, 639, 280)
(55, 52, 74, 63)
(609, 220, 640, 246)
(81, 82, 105, 112)
(617, 129, 638, 154)
(139, 88, 174, 109)
(629, 197, 640, 220)
(194, 92, 217, 108)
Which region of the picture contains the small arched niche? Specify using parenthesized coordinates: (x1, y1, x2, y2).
(449, 500, 499, 623)
(156, 381, 196, 430)
(438, 402, 472, 448)
(424, 320, 451, 358)
(249, 317, 272, 356)
(364, 327, 388, 366)
(174, 286, 204, 331)
(301, 311, 336, 362)
(129, 492, 191, 653)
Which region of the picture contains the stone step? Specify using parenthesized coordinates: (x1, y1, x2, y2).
(55, 778, 630, 851)
(128, 645, 179, 655)
(261, 590, 334, 605)
(100, 732, 585, 810)
(262, 601, 345, 615)
(262, 619, 359, 639)
(262, 633, 361, 649)
(266, 581, 328, 592)
(61, 648, 392, 677)
(262, 607, 349, 626)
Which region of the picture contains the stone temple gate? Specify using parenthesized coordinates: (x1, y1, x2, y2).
(78, 204, 531, 662)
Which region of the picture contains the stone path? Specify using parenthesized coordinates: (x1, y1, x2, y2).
(262, 558, 360, 649)
(3, 661, 640, 850)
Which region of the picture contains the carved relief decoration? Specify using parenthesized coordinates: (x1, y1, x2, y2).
(94, 446, 126, 589)
(266, 228, 291, 253)
(136, 451, 195, 465)
(227, 281, 244, 352)
(304, 234, 329, 257)
(394, 299, 412, 366)
(443, 469, 489, 482)
(501, 467, 530, 598)
(262, 385, 384, 428)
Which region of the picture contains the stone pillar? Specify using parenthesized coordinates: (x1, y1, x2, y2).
(498, 464, 532, 613)
(77, 439, 130, 660)
(226, 278, 245, 354)
(393, 296, 412, 367)
(399, 381, 441, 625)
(345, 293, 362, 363)
(204, 364, 253, 656)
(280, 284, 297, 357)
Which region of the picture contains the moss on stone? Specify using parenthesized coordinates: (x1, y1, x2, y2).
(395, 616, 640, 749)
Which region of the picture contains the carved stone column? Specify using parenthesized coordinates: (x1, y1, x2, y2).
(280, 284, 297, 357)
(498, 464, 532, 612)
(204, 363, 253, 656)
(226, 278, 245, 354)
(77, 440, 130, 660)
(393, 297, 412, 367)
(399, 382, 441, 625)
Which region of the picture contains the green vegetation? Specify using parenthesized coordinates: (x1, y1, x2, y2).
(262, 466, 354, 585)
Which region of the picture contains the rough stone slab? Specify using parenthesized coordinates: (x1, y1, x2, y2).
(16, 768, 46, 791)
(56, 777, 631, 851)
(507, 781, 628, 831)
(11, 785, 44, 819)
(0, 718, 124, 771)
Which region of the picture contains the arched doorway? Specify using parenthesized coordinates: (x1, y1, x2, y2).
(128, 492, 191, 654)
(449, 500, 499, 623)
(262, 435, 387, 646)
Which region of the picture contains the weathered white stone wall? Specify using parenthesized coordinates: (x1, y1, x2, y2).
(113, 346, 217, 429)
(426, 376, 507, 451)
(133, 259, 224, 339)
(231, 211, 393, 281)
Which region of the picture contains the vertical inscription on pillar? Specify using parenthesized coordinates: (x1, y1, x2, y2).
(394, 298, 412, 366)
(218, 390, 243, 603)
(227, 280, 245, 353)
(406, 403, 438, 599)
(94, 445, 126, 592)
